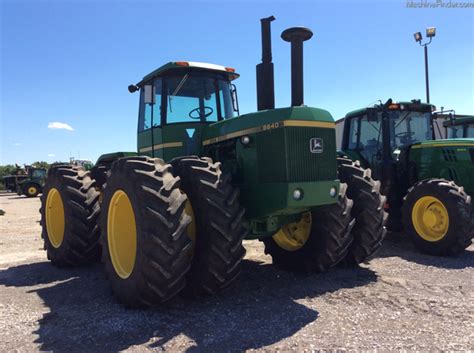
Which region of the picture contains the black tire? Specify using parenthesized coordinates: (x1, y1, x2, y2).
(171, 156, 247, 297)
(100, 156, 192, 308)
(40, 165, 101, 267)
(262, 184, 355, 273)
(402, 179, 473, 256)
(23, 183, 41, 197)
(90, 164, 109, 190)
(337, 157, 387, 264)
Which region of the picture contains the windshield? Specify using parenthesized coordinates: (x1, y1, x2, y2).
(389, 111, 432, 150)
(138, 73, 235, 132)
(32, 169, 46, 178)
(166, 73, 234, 124)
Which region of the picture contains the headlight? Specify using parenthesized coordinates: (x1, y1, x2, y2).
(329, 187, 337, 198)
(292, 189, 303, 200)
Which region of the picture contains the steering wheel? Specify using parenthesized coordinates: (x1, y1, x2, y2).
(395, 131, 415, 145)
(395, 131, 415, 138)
(189, 106, 214, 120)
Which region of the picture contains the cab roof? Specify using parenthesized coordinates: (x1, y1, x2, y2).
(137, 61, 240, 86)
(345, 100, 435, 119)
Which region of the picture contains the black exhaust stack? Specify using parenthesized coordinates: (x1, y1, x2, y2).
(281, 27, 313, 107)
(256, 16, 276, 111)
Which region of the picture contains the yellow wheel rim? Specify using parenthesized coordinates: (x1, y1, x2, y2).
(272, 212, 312, 251)
(107, 190, 137, 279)
(184, 199, 196, 243)
(28, 186, 37, 195)
(412, 196, 449, 242)
(45, 188, 65, 248)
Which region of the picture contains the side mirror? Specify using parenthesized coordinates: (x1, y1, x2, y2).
(128, 84, 139, 93)
(231, 84, 240, 115)
(144, 85, 155, 104)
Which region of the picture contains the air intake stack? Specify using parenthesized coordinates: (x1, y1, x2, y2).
(281, 27, 313, 107)
(256, 16, 276, 111)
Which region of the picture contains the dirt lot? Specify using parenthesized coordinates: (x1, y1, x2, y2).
(0, 192, 473, 352)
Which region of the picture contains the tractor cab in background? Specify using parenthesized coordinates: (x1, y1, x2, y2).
(441, 114, 474, 138)
(342, 99, 435, 182)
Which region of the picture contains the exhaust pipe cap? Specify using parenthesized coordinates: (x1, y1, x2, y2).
(281, 27, 313, 42)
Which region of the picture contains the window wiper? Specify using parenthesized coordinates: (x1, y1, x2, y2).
(168, 74, 189, 113)
(394, 111, 413, 129)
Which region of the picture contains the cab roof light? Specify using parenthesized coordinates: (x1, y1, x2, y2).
(225, 67, 236, 73)
(388, 104, 400, 110)
(175, 61, 189, 67)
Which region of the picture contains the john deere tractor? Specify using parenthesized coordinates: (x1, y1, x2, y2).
(39, 17, 385, 307)
(3, 165, 46, 197)
(340, 99, 473, 256)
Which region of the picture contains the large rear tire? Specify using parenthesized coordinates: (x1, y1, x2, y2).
(40, 165, 101, 267)
(171, 156, 246, 297)
(337, 157, 387, 264)
(101, 156, 192, 308)
(262, 184, 355, 273)
(402, 179, 473, 256)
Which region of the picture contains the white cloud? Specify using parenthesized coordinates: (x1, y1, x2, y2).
(48, 122, 74, 131)
(47, 153, 55, 157)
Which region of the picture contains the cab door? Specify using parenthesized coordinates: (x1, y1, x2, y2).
(137, 79, 163, 158)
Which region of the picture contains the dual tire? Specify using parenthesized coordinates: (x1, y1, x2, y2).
(41, 156, 246, 308)
(262, 157, 387, 272)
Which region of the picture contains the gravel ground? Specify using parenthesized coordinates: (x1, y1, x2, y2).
(0, 192, 473, 352)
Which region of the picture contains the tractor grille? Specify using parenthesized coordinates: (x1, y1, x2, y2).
(257, 127, 337, 183)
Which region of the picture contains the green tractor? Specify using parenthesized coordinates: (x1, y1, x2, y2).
(340, 99, 473, 256)
(441, 114, 474, 139)
(3, 165, 46, 197)
(39, 17, 385, 307)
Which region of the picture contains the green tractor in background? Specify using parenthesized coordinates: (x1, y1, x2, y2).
(3, 165, 46, 197)
(442, 114, 474, 138)
(39, 17, 385, 307)
(340, 99, 473, 256)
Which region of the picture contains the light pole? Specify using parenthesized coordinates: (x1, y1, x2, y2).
(414, 27, 436, 104)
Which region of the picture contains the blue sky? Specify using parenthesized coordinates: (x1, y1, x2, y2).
(1, 0, 473, 165)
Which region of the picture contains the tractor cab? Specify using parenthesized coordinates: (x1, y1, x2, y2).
(442, 115, 474, 138)
(342, 100, 435, 177)
(131, 62, 240, 161)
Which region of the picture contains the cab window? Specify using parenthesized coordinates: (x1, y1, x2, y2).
(358, 115, 382, 163)
(466, 124, 474, 138)
(138, 78, 162, 131)
(448, 125, 463, 139)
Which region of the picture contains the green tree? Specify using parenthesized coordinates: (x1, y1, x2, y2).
(31, 161, 50, 169)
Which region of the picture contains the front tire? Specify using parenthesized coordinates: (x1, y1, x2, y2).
(263, 184, 355, 273)
(40, 165, 101, 266)
(337, 157, 387, 264)
(402, 179, 473, 256)
(171, 156, 247, 297)
(101, 156, 192, 308)
(23, 183, 40, 197)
